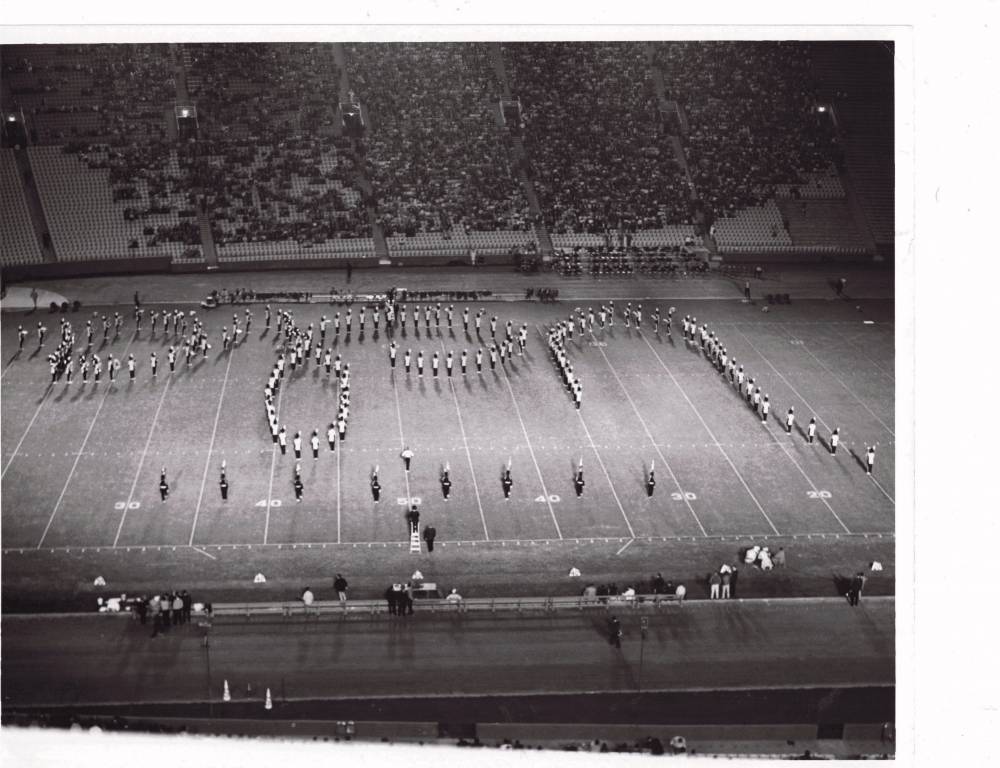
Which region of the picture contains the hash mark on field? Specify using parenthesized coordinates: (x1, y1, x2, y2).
(637, 331, 780, 535)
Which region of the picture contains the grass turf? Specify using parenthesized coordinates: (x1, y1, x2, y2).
(2, 294, 895, 609)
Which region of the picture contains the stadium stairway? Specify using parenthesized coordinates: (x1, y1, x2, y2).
(11, 148, 57, 262)
(197, 208, 218, 267)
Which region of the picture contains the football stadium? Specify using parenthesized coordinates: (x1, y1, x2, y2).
(1, 39, 896, 758)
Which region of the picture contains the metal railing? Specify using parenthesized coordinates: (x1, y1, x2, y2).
(207, 593, 680, 619)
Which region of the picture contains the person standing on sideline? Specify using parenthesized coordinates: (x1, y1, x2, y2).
(847, 571, 866, 606)
(721, 570, 732, 599)
(159, 468, 169, 502)
(607, 616, 622, 649)
(278, 426, 287, 455)
(310, 429, 320, 460)
(389, 341, 397, 369)
(370, 468, 381, 503)
(293, 431, 302, 459)
(475, 348, 483, 374)
(830, 427, 840, 455)
(645, 468, 656, 497)
(404, 348, 412, 374)
(865, 445, 876, 475)
(446, 350, 454, 377)
(460, 349, 468, 375)
(150, 352, 158, 378)
(17, 325, 27, 350)
(785, 406, 795, 434)
(417, 350, 424, 377)
(709, 571, 721, 599)
(334, 574, 348, 603)
(401, 446, 414, 472)
(807, 417, 817, 443)
(744, 280, 751, 301)
(423, 525, 437, 552)
(327, 423, 337, 451)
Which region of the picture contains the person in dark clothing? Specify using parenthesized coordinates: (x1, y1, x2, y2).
(371, 470, 381, 502)
(441, 469, 451, 501)
(406, 506, 420, 534)
(574, 469, 585, 498)
(651, 573, 666, 594)
(501, 468, 513, 499)
(848, 572, 867, 606)
(136, 596, 148, 625)
(385, 586, 398, 615)
(423, 525, 437, 552)
(181, 590, 192, 623)
(399, 589, 413, 616)
(607, 616, 622, 648)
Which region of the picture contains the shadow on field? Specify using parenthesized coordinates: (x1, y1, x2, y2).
(832, 573, 854, 600)
(848, 448, 868, 472)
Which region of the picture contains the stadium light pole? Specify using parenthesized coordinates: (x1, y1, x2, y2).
(638, 616, 649, 692)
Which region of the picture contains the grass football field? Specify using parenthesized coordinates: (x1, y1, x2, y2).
(1, 289, 895, 609)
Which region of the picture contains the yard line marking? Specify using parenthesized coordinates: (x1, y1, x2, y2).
(440, 342, 489, 539)
(390, 371, 415, 510)
(868, 475, 895, 504)
(734, 328, 895, 511)
(496, 345, 563, 540)
(112, 373, 174, 547)
(637, 331, 780, 535)
(575, 406, 636, 539)
(733, 329, 836, 435)
(615, 538, 635, 556)
(1, 388, 51, 479)
(756, 419, 851, 534)
(191, 546, 218, 561)
(188, 346, 236, 546)
(263, 364, 287, 545)
(36, 334, 138, 548)
(778, 323, 895, 438)
(587, 330, 708, 537)
(838, 331, 895, 381)
(1, 353, 22, 381)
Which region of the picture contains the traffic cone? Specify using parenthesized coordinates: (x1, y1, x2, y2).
(265, 687, 273, 710)
(223, 680, 230, 702)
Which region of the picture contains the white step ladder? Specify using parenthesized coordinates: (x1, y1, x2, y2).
(409, 529, 421, 554)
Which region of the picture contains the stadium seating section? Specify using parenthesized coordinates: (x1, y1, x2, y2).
(505, 42, 691, 233)
(0, 149, 44, 265)
(346, 42, 529, 235)
(0, 42, 885, 267)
